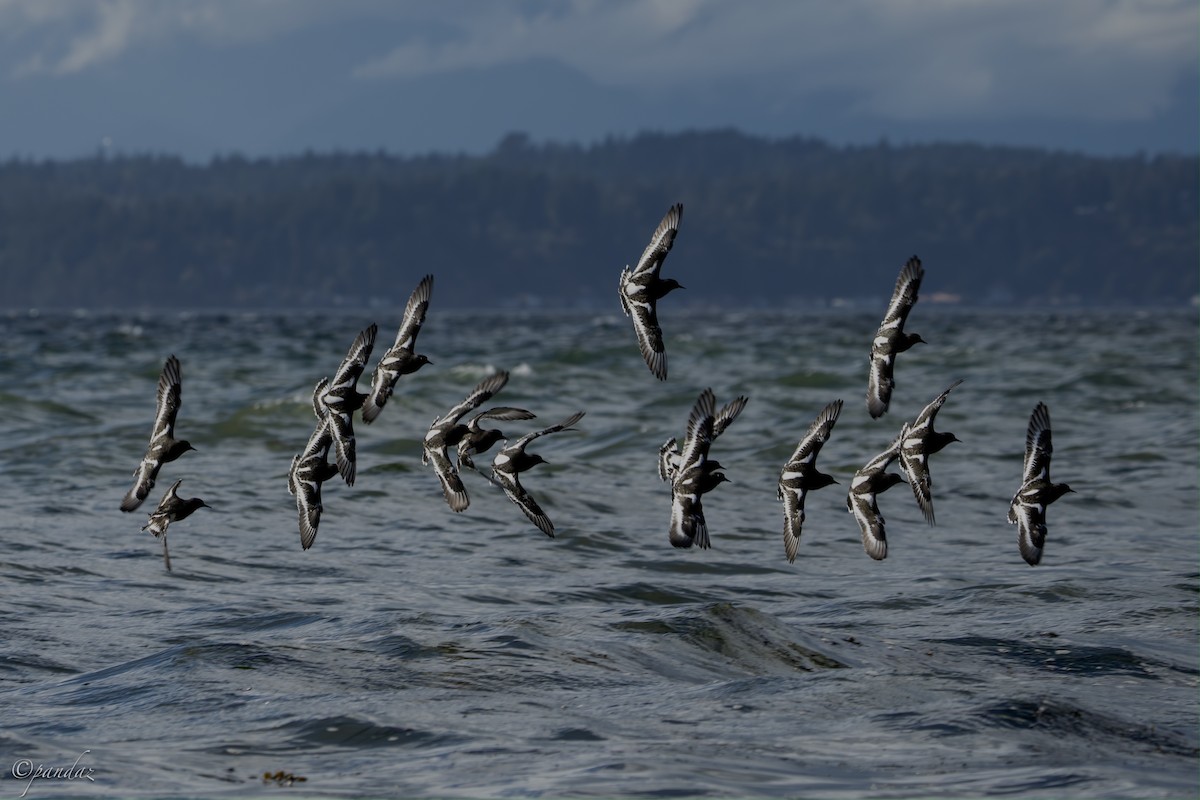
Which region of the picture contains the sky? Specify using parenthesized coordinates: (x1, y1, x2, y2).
(0, 0, 1196, 160)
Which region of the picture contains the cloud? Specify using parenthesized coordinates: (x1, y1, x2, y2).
(2, 0, 1195, 123)
(350, 0, 1197, 122)
(3, 0, 158, 75)
(0, 0, 362, 75)
(55, 0, 138, 73)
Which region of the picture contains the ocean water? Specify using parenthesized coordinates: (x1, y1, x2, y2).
(0, 306, 1196, 799)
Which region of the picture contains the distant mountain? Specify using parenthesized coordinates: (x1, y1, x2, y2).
(0, 15, 1195, 161)
(0, 130, 1195, 310)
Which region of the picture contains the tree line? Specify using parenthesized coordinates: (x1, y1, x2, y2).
(0, 129, 1195, 310)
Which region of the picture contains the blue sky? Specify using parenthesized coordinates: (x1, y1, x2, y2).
(1, 0, 1196, 159)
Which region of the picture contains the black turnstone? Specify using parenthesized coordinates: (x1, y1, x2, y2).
(1008, 402, 1074, 566)
(456, 406, 537, 470)
(898, 379, 962, 525)
(317, 323, 378, 486)
(846, 429, 907, 560)
(867, 256, 925, 418)
(141, 479, 210, 571)
(658, 394, 748, 485)
(491, 411, 586, 537)
(362, 274, 434, 424)
(288, 380, 341, 551)
(668, 388, 748, 549)
(778, 399, 843, 563)
(422, 371, 511, 512)
(121, 355, 195, 512)
(618, 203, 684, 380)
(659, 447, 728, 493)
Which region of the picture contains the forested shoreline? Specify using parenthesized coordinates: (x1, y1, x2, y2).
(1, 130, 1195, 309)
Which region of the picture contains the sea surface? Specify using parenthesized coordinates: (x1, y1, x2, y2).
(0, 306, 1196, 799)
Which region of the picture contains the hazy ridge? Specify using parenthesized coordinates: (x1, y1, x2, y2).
(1, 129, 1195, 310)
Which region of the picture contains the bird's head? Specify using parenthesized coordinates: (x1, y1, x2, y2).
(933, 431, 961, 449)
(184, 498, 212, 516)
(813, 472, 839, 489)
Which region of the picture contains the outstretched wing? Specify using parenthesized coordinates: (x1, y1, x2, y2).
(326, 408, 357, 486)
(848, 489, 888, 561)
(494, 468, 555, 537)
(866, 351, 895, 419)
(780, 482, 806, 564)
(677, 389, 716, 473)
(510, 411, 586, 452)
(618, 267, 634, 318)
(121, 457, 161, 512)
(658, 438, 680, 483)
(1022, 402, 1053, 485)
(630, 203, 683, 279)
(425, 445, 470, 512)
(295, 475, 324, 551)
(310, 378, 329, 420)
(880, 256, 924, 332)
(1012, 501, 1047, 566)
(910, 379, 963, 434)
(300, 416, 333, 461)
(625, 292, 667, 380)
(329, 324, 378, 391)
(858, 429, 903, 479)
(713, 395, 749, 438)
(472, 406, 537, 425)
(153, 355, 183, 440)
(435, 371, 510, 427)
(287, 454, 300, 497)
(784, 399, 842, 469)
(391, 274, 433, 352)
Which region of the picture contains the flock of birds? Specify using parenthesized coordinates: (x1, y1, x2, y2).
(118, 203, 1073, 572)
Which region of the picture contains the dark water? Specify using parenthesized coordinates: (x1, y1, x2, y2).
(1, 307, 1196, 798)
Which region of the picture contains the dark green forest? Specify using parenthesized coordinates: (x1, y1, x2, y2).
(0, 129, 1195, 310)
